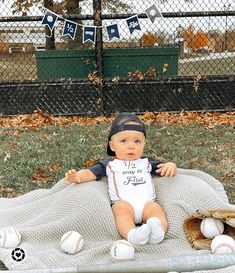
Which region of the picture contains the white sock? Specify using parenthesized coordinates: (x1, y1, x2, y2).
(147, 217, 165, 244)
(127, 224, 151, 246)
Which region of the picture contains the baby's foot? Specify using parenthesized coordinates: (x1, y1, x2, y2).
(127, 224, 151, 246)
(147, 217, 165, 244)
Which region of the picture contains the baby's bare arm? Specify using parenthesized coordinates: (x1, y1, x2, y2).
(64, 169, 97, 184)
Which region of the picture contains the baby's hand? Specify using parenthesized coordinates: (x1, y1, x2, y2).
(156, 162, 177, 177)
(64, 169, 81, 183)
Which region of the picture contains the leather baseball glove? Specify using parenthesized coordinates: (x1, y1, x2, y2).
(183, 209, 235, 250)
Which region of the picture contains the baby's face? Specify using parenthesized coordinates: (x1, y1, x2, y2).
(109, 130, 145, 161)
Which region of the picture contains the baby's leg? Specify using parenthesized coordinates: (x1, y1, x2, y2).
(112, 200, 135, 238)
(112, 200, 151, 245)
(143, 201, 167, 244)
(143, 201, 168, 230)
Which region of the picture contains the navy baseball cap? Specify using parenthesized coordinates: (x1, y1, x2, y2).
(107, 112, 146, 156)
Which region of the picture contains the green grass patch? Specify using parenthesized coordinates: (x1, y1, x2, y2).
(0, 123, 234, 202)
(179, 57, 235, 76)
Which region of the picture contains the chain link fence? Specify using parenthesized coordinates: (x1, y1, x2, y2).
(0, 77, 234, 116)
(0, 0, 234, 115)
(0, 0, 234, 81)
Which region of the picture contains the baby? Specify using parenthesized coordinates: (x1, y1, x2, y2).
(64, 112, 177, 246)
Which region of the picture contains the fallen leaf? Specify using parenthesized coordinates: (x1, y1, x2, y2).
(88, 72, 103, 85)
(145, 67, 157, 77)
(0, 186, 20, 198)
(162, 63, 169, 73)
(111, 76, 120, 83)
(30, 167, 53, 184)
(4, 152, 11, 162)
(84, 159, 96, 167)
(0, 110, 234, 130)
(82, 58, 90, 65)
(49, 163, 61, 172)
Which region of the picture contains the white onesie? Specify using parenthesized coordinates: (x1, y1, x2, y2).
(106, 158, 156, 224)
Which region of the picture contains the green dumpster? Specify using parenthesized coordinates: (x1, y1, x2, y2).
(35, 49, 95, 80)
(35, 47, 179, 80)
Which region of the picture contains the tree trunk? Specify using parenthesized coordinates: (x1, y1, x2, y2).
(65, 0, 83, 49)
(43, 0, 55, 50)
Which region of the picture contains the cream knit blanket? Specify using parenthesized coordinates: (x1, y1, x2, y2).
(0, 168, 234, 272)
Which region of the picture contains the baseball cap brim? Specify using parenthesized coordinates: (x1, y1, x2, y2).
(107, 113, 146, 156)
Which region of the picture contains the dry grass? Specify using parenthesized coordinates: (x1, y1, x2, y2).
(0, 53, 37, 81)
(0, 53, 233, 81)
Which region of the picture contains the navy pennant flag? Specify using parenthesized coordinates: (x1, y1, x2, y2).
(41, 9, 58, 31)
(62, 20, 78, 40)
(145, 4, 163, 23)
(83, 26, 96, 44)
(106, 23, 120, 41)
(126, 15, 141, 34)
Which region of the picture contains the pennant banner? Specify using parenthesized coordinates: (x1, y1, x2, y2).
(41, 4, 163, 44)
(41, 10, 58, 31)
(145, 4, 163, 23)
(126, 15, 141, 35)
(83, 26, 97, 44)
(62, 20, 78, 40)
(106, 23, 120, 41)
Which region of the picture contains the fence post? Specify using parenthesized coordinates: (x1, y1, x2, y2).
(93, 0, 104, 116)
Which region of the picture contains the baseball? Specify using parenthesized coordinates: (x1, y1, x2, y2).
(60, 230, 84, 255)
(0, 227, 21, 248)
(110, 240, 135, 262)
(211, 235, 235, 254)
(200, 218, 224, 239)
